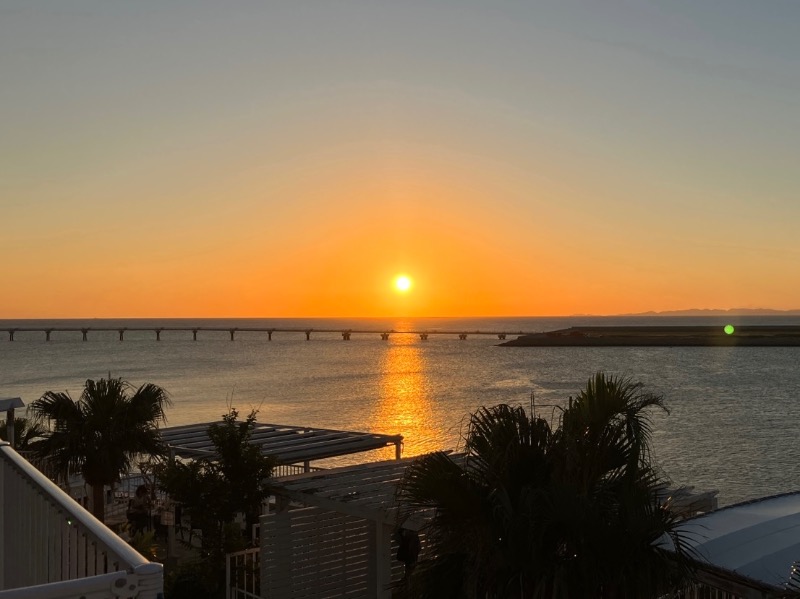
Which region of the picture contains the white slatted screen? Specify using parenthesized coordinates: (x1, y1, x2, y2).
(260, 506, 406, 598)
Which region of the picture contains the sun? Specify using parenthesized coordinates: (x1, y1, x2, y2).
(394, 275, 413, 293)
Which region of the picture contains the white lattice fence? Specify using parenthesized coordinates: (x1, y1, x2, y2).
(261, 506, 405, 598)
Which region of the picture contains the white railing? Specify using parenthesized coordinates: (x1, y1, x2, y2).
(0, 442, 163, 598)
(226, 547, 260, 599)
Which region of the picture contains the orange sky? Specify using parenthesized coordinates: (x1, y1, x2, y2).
(3, 2, 800, 318)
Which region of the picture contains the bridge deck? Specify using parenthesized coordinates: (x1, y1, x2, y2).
(2, 326, 531, 341)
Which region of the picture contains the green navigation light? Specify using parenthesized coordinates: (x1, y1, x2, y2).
(724, 324, 735, 335)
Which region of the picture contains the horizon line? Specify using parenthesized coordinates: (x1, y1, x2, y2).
(3, 309, 800, 321)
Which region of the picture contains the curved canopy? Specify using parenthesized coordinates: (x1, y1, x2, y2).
(674, 491, 800, 590)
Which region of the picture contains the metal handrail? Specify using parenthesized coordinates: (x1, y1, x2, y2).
(0, 442, 150, 569)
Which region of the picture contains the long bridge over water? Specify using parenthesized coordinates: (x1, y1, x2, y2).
(3, 327, 532, 342)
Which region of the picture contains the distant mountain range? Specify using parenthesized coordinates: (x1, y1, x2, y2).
(622, 308, 800, 316)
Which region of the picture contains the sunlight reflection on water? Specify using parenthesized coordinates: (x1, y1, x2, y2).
(372, 336, 439, 455)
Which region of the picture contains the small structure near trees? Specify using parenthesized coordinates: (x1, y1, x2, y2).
(0, 397, 25, 448)
(261, 458, 423, 599)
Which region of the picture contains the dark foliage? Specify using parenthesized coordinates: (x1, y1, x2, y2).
(398, 372, 694, 599)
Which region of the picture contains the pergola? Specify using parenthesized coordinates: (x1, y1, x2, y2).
(159, 422, 403, 472)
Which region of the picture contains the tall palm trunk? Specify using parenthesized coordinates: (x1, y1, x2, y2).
(91, 483, 106, 522)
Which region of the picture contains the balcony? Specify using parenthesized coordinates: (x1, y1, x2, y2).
(0, 442, 163, 598)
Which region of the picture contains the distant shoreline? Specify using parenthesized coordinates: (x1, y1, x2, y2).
(500, 326, 800, 347)
(617, 309, 800, 317)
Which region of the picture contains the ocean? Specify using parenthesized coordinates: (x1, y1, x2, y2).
(2, 315, 800, 506)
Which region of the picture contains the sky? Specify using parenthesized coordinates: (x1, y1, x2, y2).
(2, 1, 799, 318)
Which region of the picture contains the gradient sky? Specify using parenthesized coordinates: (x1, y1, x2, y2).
(3, 1, 799, 317)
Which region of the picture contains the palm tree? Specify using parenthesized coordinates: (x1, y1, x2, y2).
(397, 372, 693, 598)
(29, 377, 171, 522)
(0, 416, 47, 450)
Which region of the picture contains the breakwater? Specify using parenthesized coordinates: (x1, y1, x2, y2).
(500, 325, 800, 347)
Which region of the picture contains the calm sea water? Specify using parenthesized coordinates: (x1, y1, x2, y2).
(2, 316, 800, 506)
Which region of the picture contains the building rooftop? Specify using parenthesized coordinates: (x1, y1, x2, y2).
(674, 491, 800, 590)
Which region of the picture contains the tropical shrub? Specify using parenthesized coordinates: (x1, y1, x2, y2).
(398, 372, 692, 599)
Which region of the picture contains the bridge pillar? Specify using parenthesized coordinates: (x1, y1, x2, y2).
(192, 330, 198, 341)
(81, 329, 88, 342)
(419, 333, 429, 340)
(8, 330, 14, 341)
(267, 330, 273, 341)
(380, 333, 390, 340)
(498, 334, 506, 340)
(229, 329, 236, 341)
(458, 334, 467, 340)
(155, 329, 162, 341)
(305, 330, 312, 341)
(342, 332, 351, 340)
(119, 330, 125, 341)
(45, 330, 52, 341)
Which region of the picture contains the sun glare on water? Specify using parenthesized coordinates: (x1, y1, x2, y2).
(394, 275, 413, 293)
